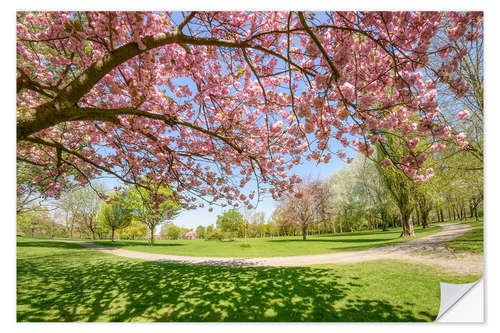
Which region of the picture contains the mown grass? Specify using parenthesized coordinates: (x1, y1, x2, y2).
(443, 218, 484, 254)
(17, 237, 480, 322)
(86, 225, 442, 258)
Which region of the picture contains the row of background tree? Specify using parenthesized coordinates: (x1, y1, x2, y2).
(17, 137, 483, 242)
(17, 128, 483, 243)
(17, 181, 181, 245)
(190, 145, 483, 242)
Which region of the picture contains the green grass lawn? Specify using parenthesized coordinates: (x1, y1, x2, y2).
(444, 218, 484, 254)
(86, 225, 442, 258)
(17, 237, 480, 322)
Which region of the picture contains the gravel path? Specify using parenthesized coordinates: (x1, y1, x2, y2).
(64, 223, 483, 274)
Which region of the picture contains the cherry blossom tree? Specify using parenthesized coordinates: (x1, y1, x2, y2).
(16, 11, 482, 209)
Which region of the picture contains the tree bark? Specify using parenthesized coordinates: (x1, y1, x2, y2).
(111, 228, 115, 242)
(302, 222, 307, 241)
(421, 209, 430, 229)
(149, 227, 155, 245)
(400, 212, 415, 237)
(244, 221, 248, 245)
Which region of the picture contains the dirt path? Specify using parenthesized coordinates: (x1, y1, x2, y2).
(64, 223, 483, 274)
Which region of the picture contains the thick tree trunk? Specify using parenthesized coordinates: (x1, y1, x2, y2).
(381, 212, 388, 231)
(400, 212, 415, 237)
(111, 228, 115, 242)
(302, 223, 307, 241)
(149, 227, 155, 245)
(421, 210, 430, 229)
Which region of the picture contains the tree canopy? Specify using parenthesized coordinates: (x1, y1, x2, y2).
(216, 208, 244, 233)
(97, 196, 133, 241)
(120, 182, 180, 244)
(16, 11, 482, 210)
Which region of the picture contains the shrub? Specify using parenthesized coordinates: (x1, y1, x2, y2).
(205, 228, 224, 241)
(224, 231, 235, 241)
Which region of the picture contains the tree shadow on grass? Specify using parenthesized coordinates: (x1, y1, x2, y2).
(17, 241, 84, 249)
(313, 227, 438, 239)
(17, 241, 435, 322)
(315, 230, 398, 238)
(91, 240, 186, 248)
(266, 238, 396, 244)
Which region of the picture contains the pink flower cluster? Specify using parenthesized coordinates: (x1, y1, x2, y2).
(184, 231, 197, 239)
(16, 11, 482, 206)
(457, 110, 471, 120)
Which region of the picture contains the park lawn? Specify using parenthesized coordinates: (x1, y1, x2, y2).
(87, 225, 442, 258)
(16, 237, 480, 322)
(444, 218, 484, 254)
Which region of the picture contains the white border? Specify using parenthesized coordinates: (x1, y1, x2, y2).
(3, 1, 499, 332)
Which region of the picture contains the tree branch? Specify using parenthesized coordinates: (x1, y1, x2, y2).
(297, 12, 340, 80)
(178, 12, 197, 32)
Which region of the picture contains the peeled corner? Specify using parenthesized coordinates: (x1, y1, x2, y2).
(435, 278, 484, 322)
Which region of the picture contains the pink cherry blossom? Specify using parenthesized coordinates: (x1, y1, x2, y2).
(430, 143, 446, 152)
(455, 132, 467, 141)
(457, 110, 471, 120)
(15, 11, 482, 206)
(380, 159, 392, 168)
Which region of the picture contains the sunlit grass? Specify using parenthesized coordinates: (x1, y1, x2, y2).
(17, 237, 480, 322)
(443, 218, 484, 254)
(86, 225, 442, 258)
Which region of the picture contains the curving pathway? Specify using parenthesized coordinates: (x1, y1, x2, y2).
(63, 223, 483, 274)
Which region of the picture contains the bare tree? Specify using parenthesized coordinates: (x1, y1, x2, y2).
(279, 180, 316, 240)
(58, 185, 104, 240)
